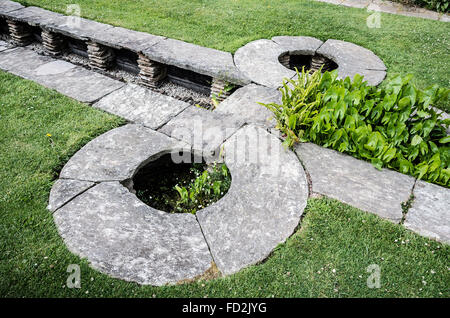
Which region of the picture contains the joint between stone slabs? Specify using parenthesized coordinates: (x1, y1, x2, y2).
(400, 179, 417, 225)
(86, 84, 126, 105)
(292, 148, 314, 197)
(49, 181, 97, 213)
(194, 214, 222, 276)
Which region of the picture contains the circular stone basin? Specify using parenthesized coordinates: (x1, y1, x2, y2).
(132, 152, 231, 214)
(234, 36, 387, 88)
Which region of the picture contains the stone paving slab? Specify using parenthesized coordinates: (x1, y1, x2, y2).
(215, 84, 281, 128)
(60, 124, 187, 182)
(0, 6, 64, 27)
(341, 0, 371, 8)
(0, 0, 24, 14)
(368, 0, 408, 14)
(295, 142, 415, 222)
(159, 106, 245, 156)
(144, 38, 250, 85)
(404, 181, 450, 244)
(337, 66, 386, 86)
(94, 84, 190, 130)
(234, 39, 296, 89)
(272, 36, 324, 55)
(54, 181, 213, 285)
(91, 26, 165, 53)
(197, 125, 308, 275)
(317, 39, 386, 71)
(0, 40, 11, 52)
(47, 179, 94, 212)
(315, 0, 447, 21)
(0, 47, 124, 103)
(43, 15, 114, 41)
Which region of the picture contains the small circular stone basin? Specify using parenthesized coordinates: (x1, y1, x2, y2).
(131, 152, 231, 214)
(278, 52, 338, 73)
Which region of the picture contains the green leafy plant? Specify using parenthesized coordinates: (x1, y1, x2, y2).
(260, 68, 450, 186)
(414, 0, 448, 12)
(211, 83, 235, 109)
(389, 0, 448, 12)
(174, 163, 231, 214)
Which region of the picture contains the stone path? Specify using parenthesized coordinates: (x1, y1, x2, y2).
(295, 143, 415, 222)
(0, 2, 448, 286)
(0, 47, 124, 103)
(315, 0, 449, 22)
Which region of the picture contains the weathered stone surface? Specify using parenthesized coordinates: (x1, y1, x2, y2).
(317, 39, 386, 71)
(144, 38, 250, 85)
(441, 13, 450, 22)
(340, 0, 371, 8)
(0, 47, 124, 103)
(295, 142, 415, 222)
(367, 1, 403, 15)
(315, 0, 344, 5)
(404, 181, 450, 244)
(0, 1, 24, 14)
(54, 182, 213, 285)
(43, 15, 114, 41)
(272, 36, 323, 55)
(34, 60, 76, 75)
(197, 125, 308, 275)
(337, 67, 386, 86)
(94, 84, 190, 130)
(1, 6, 63, 27)
(47, 179, 94, 212)
(215, 84, 281, 128)
(234, 39, 296, 88)
(91, 26, 165, 53)
(158, 106, 245, 156)
(60, 124, 186, 182)
(0, 40, 10, 52)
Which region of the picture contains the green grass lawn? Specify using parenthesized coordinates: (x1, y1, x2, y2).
(17, 0, 450, 112)
(0, 71, 449, 297)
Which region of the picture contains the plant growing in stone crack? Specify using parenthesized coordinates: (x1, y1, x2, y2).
(211, 83, 235, 109)
(174, 163, 231, 214)
(260, 68, 450, 187)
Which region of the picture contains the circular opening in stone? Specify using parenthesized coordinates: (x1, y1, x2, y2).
(132, 152, 231, 214)
(279, 53, 338, 73)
